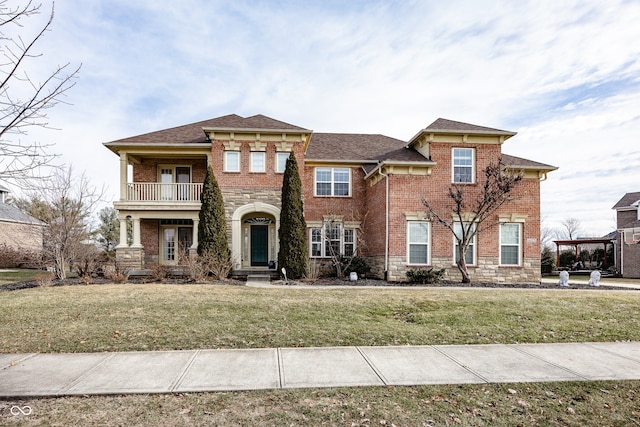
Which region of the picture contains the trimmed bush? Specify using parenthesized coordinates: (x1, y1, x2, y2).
(406, 267, 445, 284)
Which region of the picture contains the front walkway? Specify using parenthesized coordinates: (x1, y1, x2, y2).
(2, 341, 640, 397)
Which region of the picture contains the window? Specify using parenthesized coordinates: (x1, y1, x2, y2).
(250, 152, 265, 172)
(452, 148, 474, 183)
(276, 152, 290, 173)
(408, 222, 430, 265)
(309, 222, 357, 258)
(454, 222, 476, 265)
(315, 168, 351, 196)
(500, 223, 521, 265)
(225, 151, 240, 172)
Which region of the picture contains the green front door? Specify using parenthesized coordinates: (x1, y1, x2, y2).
(251, 225, 268, 266)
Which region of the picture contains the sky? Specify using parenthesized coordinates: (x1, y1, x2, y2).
(6, 0, 640, 238)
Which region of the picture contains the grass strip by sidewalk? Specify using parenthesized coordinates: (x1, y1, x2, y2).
(1, 284, 639, 353)
(2, 381, 638, 426)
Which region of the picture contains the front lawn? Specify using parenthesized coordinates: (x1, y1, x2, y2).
(1, 284, 639, 353)
(0, 269, 42, 286)
(2, 284, 640, 426)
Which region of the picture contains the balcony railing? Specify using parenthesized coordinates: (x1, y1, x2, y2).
(125, 183, 203, 202)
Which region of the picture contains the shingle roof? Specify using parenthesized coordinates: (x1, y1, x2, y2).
(424, 118, 516, 136)
(105, 114, 309, 145)
(305, 133, 427, 163)
(0, 203, 42, 225)
(501, 154, 557, 171)
(613, 192, 640, 209)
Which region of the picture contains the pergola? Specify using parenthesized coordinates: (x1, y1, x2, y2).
(553, 238, 615, 270)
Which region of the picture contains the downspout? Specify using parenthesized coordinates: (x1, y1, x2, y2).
(378, 166, 390, 279)
(620, 230, 624, 276)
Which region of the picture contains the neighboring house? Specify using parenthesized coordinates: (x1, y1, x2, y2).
(0, 185, 43, 254)
(613, 192, 640, 278)
(104, 114, 556, 283)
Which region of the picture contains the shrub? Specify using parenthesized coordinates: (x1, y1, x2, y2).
(104, 263, 130, 283)
(541, 246, 556, 275)
(0, 244, 41, 268)
(34, 273, 54, 287)
(406, 268, 445, 284)
(149, 263, 171, 282)
(342, 256, 371, 278)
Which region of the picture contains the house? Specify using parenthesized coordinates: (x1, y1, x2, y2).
(0, 184, 44, 258)
(104, 114, 556, 283)
(613, 192, 640, 278)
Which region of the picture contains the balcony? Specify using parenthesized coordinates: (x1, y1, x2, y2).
(124, 183, 203, 202)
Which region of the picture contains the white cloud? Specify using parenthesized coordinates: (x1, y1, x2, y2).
(5, 0, 640, 237)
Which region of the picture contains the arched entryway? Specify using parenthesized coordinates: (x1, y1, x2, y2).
(231, 202, 280, 270)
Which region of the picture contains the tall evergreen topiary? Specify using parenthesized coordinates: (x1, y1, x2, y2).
(198, 166, 229, 261)
(278, 152, 308, 279)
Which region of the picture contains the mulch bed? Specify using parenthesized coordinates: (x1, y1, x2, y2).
(1, 276, 635, 292)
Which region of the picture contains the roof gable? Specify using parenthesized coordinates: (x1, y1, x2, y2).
(0, 202, 42, 225)
(613, 192, 640, 210)
(105, 114, 309, 146)
(424, 118, 515, 135)
(501, 154, 557, 171)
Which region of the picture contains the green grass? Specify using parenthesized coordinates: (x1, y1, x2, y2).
(0, 269, 42, 285)
(1, 284, 639, 353)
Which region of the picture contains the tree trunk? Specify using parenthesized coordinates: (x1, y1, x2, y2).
(456, 245, 471, 283)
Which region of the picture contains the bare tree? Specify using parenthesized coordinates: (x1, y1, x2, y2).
(14, 166, 103, 279)
(422, 159, 523, 283)
(0, 1, 80, 185)
(321, 208, 368, 279)
(540, 216, 555, 250)
(556, 217, 582, 240)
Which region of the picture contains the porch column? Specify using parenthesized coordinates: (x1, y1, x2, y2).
(119, 151, 128, 201)
(132, 217, 142, 248)
(191, 219, 199, 249)
(116, 218, 128, 248)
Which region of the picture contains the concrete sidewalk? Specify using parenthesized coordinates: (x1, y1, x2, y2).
(2, 342, 640, 397)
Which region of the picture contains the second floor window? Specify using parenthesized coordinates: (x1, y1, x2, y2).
(225, 151, 240, 172)
(452, 148, 474, 183)
(276, 152, 290, 173)
(315, 167, 350, 196)
(251, 152, 265, 172)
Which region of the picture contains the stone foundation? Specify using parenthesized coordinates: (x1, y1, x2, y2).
(115, 246, 145, 270)
(383, 255, 541, 283)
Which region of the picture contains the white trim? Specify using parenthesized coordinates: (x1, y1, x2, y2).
(499, 222, 522, 266)
(231, 203, 281, 270)
(250, 151, 266, 173)
(451, 147, 475, 184)
(453, 222, 476, 266)
(407, 221, 430, 265)
(224, 151, 240, 172)
(276, 152, 289, 173)
(314, 167, 351, 197)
